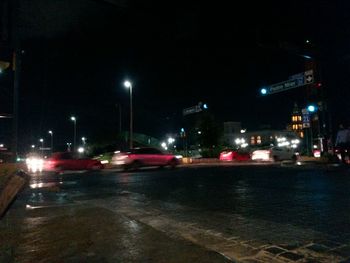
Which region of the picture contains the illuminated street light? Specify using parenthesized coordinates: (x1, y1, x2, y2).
(48, 130, 53, 152)
(70, 116, 77, 151)
(39, 138, 44, 156)
(167, 137, 175, 144)
(81, 137, 86, 146)
(124, 80, 133, 149)
(31, 145, 35, 149)
(260, 88, 267, 95)
(0, 144, 3, 148)
(78, 147, 84, 153)
(240, 129, 246, 134)
(66, 142, 72, 152)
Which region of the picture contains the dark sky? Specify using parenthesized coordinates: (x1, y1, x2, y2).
(2, 0, 350, 150)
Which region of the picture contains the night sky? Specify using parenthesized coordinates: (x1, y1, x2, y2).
(1, 0, 350, 150)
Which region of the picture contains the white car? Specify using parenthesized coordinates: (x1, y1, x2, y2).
(251, 146, 298, 162)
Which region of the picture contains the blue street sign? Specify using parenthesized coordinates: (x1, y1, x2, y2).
(261, 70, 314, 96)
(302, 108, 310, 128)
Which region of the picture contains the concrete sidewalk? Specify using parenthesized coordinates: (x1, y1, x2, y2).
(0, 203, 230, 263)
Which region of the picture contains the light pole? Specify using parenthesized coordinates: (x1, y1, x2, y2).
(39, 138, 44, 156)
(66, 143, 72, 152)
(70, 116, 77, 152)
(124, 80, 133, 149)
(48, 130, 53, 153)
(81, 137, 86, 146)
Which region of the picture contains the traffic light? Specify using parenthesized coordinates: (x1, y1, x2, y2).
(315, 82, 322, 88)
(307, 104, 317, 113)
(260, 88, 267, 95)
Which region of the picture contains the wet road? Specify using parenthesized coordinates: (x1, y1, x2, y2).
(5, 164, 350, 262)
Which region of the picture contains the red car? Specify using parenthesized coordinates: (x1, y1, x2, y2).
(112, 147, 179, 170)
(44, 152, 104, 172)
(219, 149, 251, 162)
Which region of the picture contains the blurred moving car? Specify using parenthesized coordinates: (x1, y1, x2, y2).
(44, 152, 104, 172)
(219, 149, 251, 162)
(251, 146, 298, 162)
(112, 147, 179, 170)
(26, 154, 44, 173)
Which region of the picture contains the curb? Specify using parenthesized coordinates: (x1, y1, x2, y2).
(0, 170, 29, 218)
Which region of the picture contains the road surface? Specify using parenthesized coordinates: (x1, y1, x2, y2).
(1, 163, 350, 262)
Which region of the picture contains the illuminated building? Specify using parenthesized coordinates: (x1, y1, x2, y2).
(291, 103, 304, 138)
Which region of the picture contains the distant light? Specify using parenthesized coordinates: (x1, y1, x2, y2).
(0, 144, 3, 148)
(260, 88, 267, 95)
(124, 80, 132, 88)
(167, 137, 175, 144)
(180, 128, 185, 132)
(39, 138, 43, 142)
(101, 160, 109, 164)
(48, 130, 53, 135)
(81, 137, 86, 141)
(240, 129, 246, 134)
(78, 147, 84, 153)
(302, 55, 312, 60)
(70, 116, 76, 121)
(306, 39, 310, 44)
(31, 145, 35, 148)
(241, 143, 248, 148)
(161, 142, 167, 149)
(307, 105, 317, 112)
(197, 131, 202, 135)
(291, 139, 300, 144)
(203, 103, 208, 109)
(313, 150, 321, 158)
(313, 145, 318, 149)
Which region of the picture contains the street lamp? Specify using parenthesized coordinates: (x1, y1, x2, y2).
(70, 116, 77, 152)
(48, 130, 53, 152)
(124, 80, 133, 149)
(66, 142, 72, 152)
(81, 137, 86, 146)
(39, 138, 44, 156)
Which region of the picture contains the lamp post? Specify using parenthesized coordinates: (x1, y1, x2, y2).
(39, 138, 44, 156)
(48, 130, 53, 153)
(124, 80, 133, 149)
(70, 116, 77, 152)
(81, 137, 86, 146)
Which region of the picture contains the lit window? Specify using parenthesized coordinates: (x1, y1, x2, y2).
(257, 136, 261, 144)
(298, 116, 302, 121)
(250, 136, 255, 145)
(300, 132, 304, 138)
(298, 124, 302, 129)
